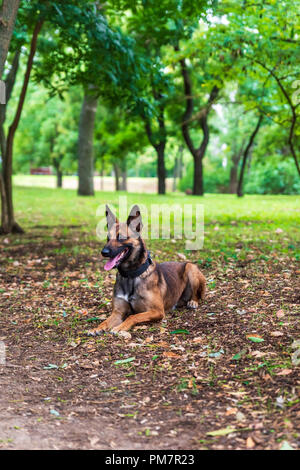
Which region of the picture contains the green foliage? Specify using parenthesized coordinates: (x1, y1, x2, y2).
(16, 0, 147, 107)
(245, 160, 300, 195)
(4, 0, 300, 195)
(12, 85, 81, 174)
(178, 160, 230, 194)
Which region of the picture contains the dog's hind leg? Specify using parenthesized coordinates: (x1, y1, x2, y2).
(184, 263, 206, 309)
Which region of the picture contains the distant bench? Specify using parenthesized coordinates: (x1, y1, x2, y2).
(30, 168, 52, 175)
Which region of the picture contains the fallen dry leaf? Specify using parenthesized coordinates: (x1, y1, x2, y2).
(276, 309, 285, 319)
(163, 352, 181, 359)
(246, 436, 256, 449)
(225, 407, 238, 416)
(144, 335, 154, 343)
(118, 331, 132, 340)
(156, 341, 169, 348)
(192, 337, 204, 343)
(250, 351, 265, 358)
(276, 369, 292, 376)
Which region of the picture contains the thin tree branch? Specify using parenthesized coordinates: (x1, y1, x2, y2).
(246, 56, 300, 176)
(237, 114, 264, 197)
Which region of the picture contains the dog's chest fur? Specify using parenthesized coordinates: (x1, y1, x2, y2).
(114, 276, 140, 304)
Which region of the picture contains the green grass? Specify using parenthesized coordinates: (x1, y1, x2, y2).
(2, 184, 299, 260)
(12, 185, 300, 226)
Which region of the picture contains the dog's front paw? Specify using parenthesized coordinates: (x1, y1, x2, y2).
(187, 300, 198, 309)
(86, 320, 109, 336)
(111, 321, 132, 333)
(86, 324, 108, 336)
(86, 329, 104, 336)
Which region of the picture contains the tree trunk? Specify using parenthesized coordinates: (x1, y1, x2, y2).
(178, 144, 183, 179)
(173, 145, 184, 191)
(0, 173, 9, 232)
(1, 20, 43, 234)
(100, 159, 104, 191)
(0, 50, 20, 233)
(228, 136, 245, 194)
(57, 170, 63, 188)
(157, 143, 166, 194)
(120, 171, 127, 191)
(113, 163, 120, 191)
(144, 118, 166, 195)
(120, 170, 127, 191)
(172, 157, 178, 192)
(288, 108, 300, 178)
(177, 47, 218, 196)
(0, 0, 20, 78)
(77, 87, 98, 196)
(0, 48, 21, 234)
(192, 114, 210, 195)
(229, 164, 238, 194)
(0, 123, 5, 159)
(143, 91, 166, 195)
(229, 148, 244, 194)
(193, 151, 204, 196)
(237, 115, 263, 197)
(118, 158, 127, 191)
(53, 160, 63, 188)
(0, 49, 20, 159)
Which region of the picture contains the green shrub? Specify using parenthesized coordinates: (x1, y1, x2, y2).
(178, 161, 229, 193)
(245, 160, 300, 195)
(178, 158, 300, 195)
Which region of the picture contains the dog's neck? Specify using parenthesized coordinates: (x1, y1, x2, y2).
(118, 238, 151, 278)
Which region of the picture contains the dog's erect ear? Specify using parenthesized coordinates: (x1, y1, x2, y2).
(105, 205, 118, 230)
(127, 205, 143, 234)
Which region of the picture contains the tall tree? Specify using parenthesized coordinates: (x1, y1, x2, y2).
(77, 87, 98, 196)
(0, 49, 20, 165)
(94, 107, 147, 191)
(35, 2, 145, 197)
(214, 0, 300, 178)
(0, 0, 20, 233)
(176, 46, 219, 195)
(1, 19, 43, 233)
(0, 0, 20, 77)
(143, 94, 167, 194)
(1, 0, 140, 232)
(108, 0, 208, 194)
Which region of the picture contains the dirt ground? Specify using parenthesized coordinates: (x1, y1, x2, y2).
(0, 228, 299, 450)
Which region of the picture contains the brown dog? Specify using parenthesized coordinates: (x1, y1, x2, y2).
(88, 205, 206, 334)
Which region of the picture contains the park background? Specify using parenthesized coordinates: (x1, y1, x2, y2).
(0, 0, 299, 451)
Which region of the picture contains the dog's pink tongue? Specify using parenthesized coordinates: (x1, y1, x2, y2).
(104, 252, 122, 271)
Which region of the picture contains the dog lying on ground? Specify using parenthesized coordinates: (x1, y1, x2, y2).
(88, 205, 206, 334)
